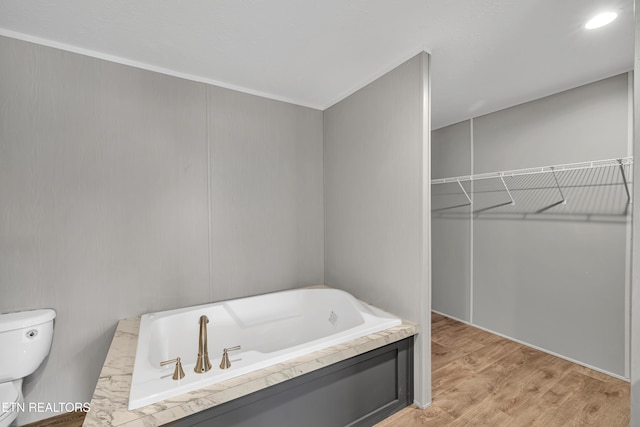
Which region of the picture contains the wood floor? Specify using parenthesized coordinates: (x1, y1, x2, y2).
(376, 312, 630, 427)
(20, 411, 86, 427)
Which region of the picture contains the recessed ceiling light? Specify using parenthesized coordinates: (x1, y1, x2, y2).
(585, 11, 618, 30)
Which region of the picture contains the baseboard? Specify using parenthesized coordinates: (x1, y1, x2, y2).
(432, 310, 630, 382)
(19, 411, 86, 427)
(413, 399, 431, 410)
(431, 309, 469, 325)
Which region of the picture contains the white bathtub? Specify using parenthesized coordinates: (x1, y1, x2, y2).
(128, 288, 401, 409)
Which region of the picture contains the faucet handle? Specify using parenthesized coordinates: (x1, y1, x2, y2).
(219, 346, 242, 370)
(160, 357, 186, 380)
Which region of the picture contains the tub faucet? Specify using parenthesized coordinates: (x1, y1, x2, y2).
(194, 315, 212, 373)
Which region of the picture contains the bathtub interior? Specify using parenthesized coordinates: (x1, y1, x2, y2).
(146, 289, 370, 368)
(130, 288, 401, 410)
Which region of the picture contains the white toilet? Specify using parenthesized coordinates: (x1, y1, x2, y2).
(0, 309, 56, 427)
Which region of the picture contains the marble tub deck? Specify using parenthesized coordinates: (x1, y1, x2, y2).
(83, 310, 418, 426)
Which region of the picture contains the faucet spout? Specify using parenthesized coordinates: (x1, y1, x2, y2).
(194, 315, 212, 373)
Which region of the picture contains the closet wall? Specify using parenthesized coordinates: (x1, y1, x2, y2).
(431, 121, 471, 322)
(432, 73, 631, 378)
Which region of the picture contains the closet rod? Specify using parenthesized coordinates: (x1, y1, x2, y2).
(431, 157, 633, 185)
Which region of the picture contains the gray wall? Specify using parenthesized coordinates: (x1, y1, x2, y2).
(0, 36, 324, 424)
(431, 121, 472, 321)
(632, 0, 640, 421)
(432, 73, 630, 378)
(473, 74, 629, 172)
(208, 86, 324, 301)
(324, 52, 431, 406)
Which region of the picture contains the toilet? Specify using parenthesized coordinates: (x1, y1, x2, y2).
(0, 309, 56, 427)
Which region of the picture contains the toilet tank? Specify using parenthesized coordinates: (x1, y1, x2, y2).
(0, 309, 56, 382)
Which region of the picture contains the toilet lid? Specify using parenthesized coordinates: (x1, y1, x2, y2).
(0, 381, 22, 422)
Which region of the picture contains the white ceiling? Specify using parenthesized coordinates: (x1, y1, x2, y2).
(0, 0, 633, 129)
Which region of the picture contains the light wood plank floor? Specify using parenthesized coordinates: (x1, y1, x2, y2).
(376, 312, 630, 427)
(20, 411, 85, 427)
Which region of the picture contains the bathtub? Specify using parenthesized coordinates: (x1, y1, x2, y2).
(128, 288, 402, 410)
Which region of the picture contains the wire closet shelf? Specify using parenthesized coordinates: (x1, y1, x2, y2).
(431, 157, 633, 219)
